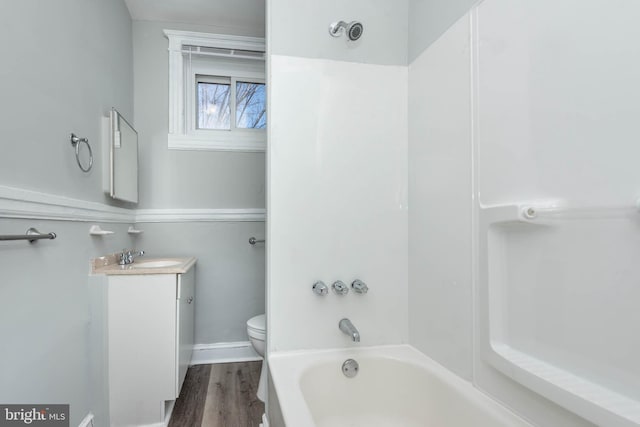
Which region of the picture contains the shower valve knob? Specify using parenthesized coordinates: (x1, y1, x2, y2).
(332, 280, 349, 295)
(312, 281, 329, 296)
(351, 279, 368, 294)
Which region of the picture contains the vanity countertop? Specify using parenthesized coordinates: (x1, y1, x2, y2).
(92, 256, 197, 275)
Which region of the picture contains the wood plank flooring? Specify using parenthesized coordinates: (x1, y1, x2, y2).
(169, 361, 264, 427)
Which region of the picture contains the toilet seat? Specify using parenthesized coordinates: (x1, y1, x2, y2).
(247, 314, 266, 340)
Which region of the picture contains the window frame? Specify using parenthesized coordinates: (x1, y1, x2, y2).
(164, 30, 266, 152)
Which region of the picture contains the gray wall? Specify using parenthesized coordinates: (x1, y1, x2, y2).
(133, 20, 266, 344)
(0, 220, 134, 427)
(0, 2, 134, 425)
(137, 222, 265, 344)
(408, 0, 478, 62)
(270, 0, 408, 65)
(0, 0, 133, 204)
(269, 0, 478, 66)
(133, 20, 265, 210)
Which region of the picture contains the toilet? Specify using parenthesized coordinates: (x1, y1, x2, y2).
(247, 314, 266, 401)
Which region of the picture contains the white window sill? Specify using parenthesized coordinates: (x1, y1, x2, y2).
(168, 134, 266, 152)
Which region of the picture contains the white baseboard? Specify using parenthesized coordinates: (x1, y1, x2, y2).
(78, 412, 94, 427)
(163, 400, 175, 427)
(191, 341, 262, 365)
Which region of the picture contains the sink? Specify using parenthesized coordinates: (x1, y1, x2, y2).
(92, 256, 196, 275)
(131, 260, 183, 268)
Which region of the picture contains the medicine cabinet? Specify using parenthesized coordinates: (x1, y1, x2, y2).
(103, 108, 138, 203)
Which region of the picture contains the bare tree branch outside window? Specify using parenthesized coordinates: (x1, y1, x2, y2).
(197, 80, 266, 130)
(198, 82, 231, 129)
(236, 82, 266, 129)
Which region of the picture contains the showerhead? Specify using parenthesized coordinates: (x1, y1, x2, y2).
(329, 20, 364, 41)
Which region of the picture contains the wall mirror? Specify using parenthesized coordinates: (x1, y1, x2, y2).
(103, 108, 138, 203)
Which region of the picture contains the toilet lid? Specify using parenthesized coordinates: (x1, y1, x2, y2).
(247, 314, 265, 333)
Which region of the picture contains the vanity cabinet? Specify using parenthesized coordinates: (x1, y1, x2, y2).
(176, 267, 195, 394)
(92, 258, 196, 427)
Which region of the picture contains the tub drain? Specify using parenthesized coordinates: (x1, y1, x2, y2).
(342, 358, 359, 378)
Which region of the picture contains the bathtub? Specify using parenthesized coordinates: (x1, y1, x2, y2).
(268, 345, 533, 427)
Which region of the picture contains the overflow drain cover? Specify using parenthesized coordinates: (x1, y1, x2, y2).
(342, 358, 359, 378)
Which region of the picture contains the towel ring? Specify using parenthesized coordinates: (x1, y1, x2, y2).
(70, 133, 93, 173)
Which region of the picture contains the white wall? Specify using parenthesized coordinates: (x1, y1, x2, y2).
(132, 20, 267, 344)
(267, 0, 409, 352)
(473, 1, 640, 425)
(268, 55, 408, 351)
(409, 1, 640, 426)
(0, 1, 134, 425)
(408, 13, 473, 381)
(268, 0, 408, 356)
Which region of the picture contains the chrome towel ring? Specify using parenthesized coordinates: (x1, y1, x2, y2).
(70, 133, 93, 173)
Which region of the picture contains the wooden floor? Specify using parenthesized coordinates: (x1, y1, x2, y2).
(168, 361, 264, 427)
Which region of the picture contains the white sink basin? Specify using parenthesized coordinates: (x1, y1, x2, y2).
(131, 260, 183, 268)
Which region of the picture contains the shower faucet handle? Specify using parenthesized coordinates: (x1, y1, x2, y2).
(312, 281, 329, 296)
(332, 280, 349, 295)
(351, 279, 368, 294)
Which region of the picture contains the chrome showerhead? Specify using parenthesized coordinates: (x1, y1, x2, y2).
(329, 20, 364, 41)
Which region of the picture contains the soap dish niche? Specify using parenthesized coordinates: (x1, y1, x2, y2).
(128, 226, 144, 235)
(89, 225, 114, 236)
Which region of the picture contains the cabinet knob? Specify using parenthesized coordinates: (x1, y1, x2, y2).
(187, 297, 193, 304)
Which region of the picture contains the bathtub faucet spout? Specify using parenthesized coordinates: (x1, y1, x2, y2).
(339, 318, 360, 342)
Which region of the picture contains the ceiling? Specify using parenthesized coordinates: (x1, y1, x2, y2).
(124, 0, 265, 35)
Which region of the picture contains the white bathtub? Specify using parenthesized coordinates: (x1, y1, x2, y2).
(268, 345, 533, 427)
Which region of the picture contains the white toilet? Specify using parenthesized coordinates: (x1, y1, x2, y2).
(247, 314, 266, 401)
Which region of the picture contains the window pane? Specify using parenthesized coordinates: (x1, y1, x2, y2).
(236, 82, 266, 129)
(197, 82, 231, 129)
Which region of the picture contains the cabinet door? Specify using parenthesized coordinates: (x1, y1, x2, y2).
(176, 267, 195, 397)
(108, 274, 177, 425)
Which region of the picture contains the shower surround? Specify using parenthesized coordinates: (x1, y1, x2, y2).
(267, 0, 640, 426)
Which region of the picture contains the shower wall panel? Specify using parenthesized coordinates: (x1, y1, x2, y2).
(474, 1, 640, 426)
(268, 55, 408, 352)
(267, 0, 410, 353)
(409, 0, 640, 425)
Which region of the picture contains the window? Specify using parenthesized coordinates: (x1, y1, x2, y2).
(235, 81, 266, 129)
(196, 76, 231, 130)
(195, 76, 266, 131)
(165, 31, 266, 151)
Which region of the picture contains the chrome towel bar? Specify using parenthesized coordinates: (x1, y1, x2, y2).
(0, 228, 57, 243)
(249, 237, 265, 245)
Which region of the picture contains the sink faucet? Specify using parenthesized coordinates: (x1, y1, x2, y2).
(339, 318, 360, 342)
(118, 249, 145, 265)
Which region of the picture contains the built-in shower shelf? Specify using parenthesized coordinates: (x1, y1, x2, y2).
(488, 343, 640, 427)
(480, 200, 640, 226)
(478, 198, 640, 427)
